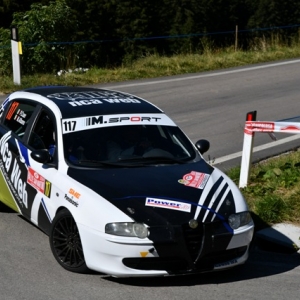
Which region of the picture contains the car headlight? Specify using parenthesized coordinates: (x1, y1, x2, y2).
(105, 222, 149, 238)
(228, 212, 252, 230)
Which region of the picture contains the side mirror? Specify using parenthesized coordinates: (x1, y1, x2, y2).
(31, 149, 51, 164)
(195, 139, 210, 154)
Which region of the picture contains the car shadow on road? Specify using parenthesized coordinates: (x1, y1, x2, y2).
(105, 247, 300, 287)
(0, 203, 16, 213)
(106, 213, 300, 287)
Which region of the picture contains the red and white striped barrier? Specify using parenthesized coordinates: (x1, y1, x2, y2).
(239, 111, 300, 188)
(245, 121, 300, 135)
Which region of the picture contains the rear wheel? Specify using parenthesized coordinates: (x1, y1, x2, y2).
(50, 209, 89, 273)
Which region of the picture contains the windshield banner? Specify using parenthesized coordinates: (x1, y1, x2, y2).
(62, 113, 176, 133)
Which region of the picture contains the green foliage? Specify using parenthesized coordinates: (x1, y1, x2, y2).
(2, 38, 300, 93)
(0, 0, 41, 27)
(255, 195, 288, 224)
(0, 27, 11, 75)
(114, 0, 166, 64)
(231, 151, 300, 226)
(248, 0, 300, 28)
(11, 0, 79, 73)
(166, 0, 205, 53)
(64, 0, 121, 67)
(2, 1, 300, 70)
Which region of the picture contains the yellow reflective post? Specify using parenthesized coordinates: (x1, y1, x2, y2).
(18, 42, 22, 55)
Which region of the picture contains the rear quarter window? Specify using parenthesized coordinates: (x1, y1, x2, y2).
(3, 101, 36, 138)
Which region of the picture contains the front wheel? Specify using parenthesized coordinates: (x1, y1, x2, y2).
(49, 209, 89, 273)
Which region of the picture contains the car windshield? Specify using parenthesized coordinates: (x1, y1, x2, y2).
(63, 124, 200, 167)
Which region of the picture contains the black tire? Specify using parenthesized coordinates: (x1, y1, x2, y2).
(49, 209, 89, 273)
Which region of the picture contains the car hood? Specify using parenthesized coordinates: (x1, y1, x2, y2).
(68, 160, 237, 227)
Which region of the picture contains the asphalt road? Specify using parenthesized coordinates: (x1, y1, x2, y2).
(90, 58, 300, 171)
(1, 59, 300, 299)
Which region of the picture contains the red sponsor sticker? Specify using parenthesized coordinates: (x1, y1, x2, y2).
(178, 171, 210, 189)
(6, 102, 19, 120)
(245, 121, 275, 132)
(27, 167, 45, 193)
(280, 125, 300, 131)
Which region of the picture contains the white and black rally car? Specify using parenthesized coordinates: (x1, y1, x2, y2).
(0, 86, 254, 277)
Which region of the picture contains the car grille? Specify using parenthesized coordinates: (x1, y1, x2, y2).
(182, 223, 204, 261)
(198, 246, 247, 266)
(123, 257, 188, 271)
(122, 222, 248, 273)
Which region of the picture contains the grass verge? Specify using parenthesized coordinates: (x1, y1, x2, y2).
(1, 43, 300, 94)
(227, 150, 300, 227)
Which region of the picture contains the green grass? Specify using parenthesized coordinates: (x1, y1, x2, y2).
(227, 150, 300, 228)
(1, 39, 300, 228)
(1, 42, 300, 94)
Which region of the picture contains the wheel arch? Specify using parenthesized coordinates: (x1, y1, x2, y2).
(49, 206, 90, 273)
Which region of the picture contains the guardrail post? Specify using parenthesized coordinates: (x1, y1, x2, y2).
(239, 111, 256, 188)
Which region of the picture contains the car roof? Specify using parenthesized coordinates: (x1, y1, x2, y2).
(23, 86, 163, 119)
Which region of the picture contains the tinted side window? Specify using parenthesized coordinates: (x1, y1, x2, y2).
(28, 110, 56, 151)
(3, 101, 36, 138)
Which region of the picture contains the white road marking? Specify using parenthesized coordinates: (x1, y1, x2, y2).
(212, 135, 300, 165)
(3, 60, 300, 166)
(105, 59, 300, 89)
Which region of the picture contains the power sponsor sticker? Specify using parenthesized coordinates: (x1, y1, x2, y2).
(62, 113, 176, 133)
(145, 197, 191, 212)
(178, 171, 210, 189)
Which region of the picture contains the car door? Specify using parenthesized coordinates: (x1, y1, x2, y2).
(26, 107, 59, 233)
(0, 99, 38, 215)
(0, 99, 58, 233)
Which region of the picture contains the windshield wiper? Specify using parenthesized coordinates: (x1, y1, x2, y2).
(117, 156, 186, 164)
(74, 155, 187, 168)
(75, 159, 126, 167)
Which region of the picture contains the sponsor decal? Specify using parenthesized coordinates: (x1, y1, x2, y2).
(140, 252, 149, 257)
(47, 91, 141, 107)
(145, 197, 191, 212)
(27, 167, 52, 197)
(69, 188, 81, 199)
(178, 171, 210, 189)
(244, 121, 275, 134)
(6, 101, 19, 120)
(64, 194, 79, 207)
(214, 258, 238, 268)
(280, 125, 300, 132)
(0, 97, 10, 119)
(13, 109, 27, 125)
(41, 198, 52, 223)
(62, 113, 175, 133)
(44, 180, 52, 198)
(27, 167, 45, 193)
(0, 131, 28, 208)
(245, 121, 300, 135)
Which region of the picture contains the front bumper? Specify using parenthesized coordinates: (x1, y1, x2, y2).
(78, 220, 254, 277)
